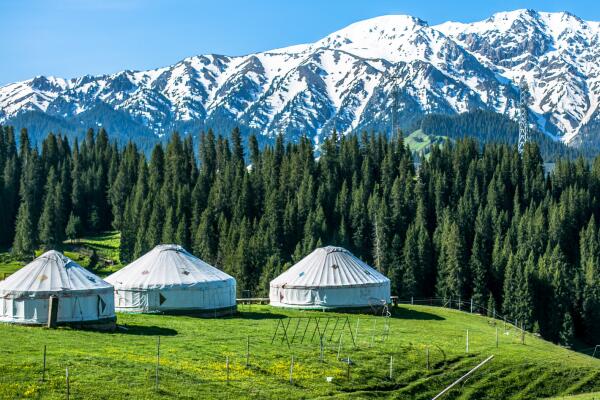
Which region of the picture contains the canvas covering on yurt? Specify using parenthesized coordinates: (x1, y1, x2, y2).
(105, 244, 236, 313)
(270, 246, 390, 309)
(0, 250, 115, 326)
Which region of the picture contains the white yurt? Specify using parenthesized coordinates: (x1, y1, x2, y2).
(105, 244, 236, 314)
(0, 250, 116, 328)
(270, 246, 390, 309)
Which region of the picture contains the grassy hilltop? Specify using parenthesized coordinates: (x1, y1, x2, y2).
(0, 304, 598, 399)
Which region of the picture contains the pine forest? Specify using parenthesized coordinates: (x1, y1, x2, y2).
(1, 125, 599, 345)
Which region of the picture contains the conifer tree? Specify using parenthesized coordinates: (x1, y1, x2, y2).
(12, 200, 35, 258)
(581, 218, 600, 342)
(559, 312, 575, 347)
(38, 167, 59, 249)
(436, 214, 468, 300)
(470, 206, 493, 308)
(65, 212, 82, 243)
(119, 201, 136, 263)
(398, 222, 420, 298)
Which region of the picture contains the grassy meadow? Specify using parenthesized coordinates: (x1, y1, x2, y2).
(0, 305, 598, 399)
(1, 233, 599, 398)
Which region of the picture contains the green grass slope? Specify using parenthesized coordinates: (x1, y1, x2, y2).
(0, 231, 121, 279)
(0, 305, 598, 399)
(547, 393, 600, 400)
(405, 129, 448, 155)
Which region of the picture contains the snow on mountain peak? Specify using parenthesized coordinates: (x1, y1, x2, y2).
(1, 10, 600, 146)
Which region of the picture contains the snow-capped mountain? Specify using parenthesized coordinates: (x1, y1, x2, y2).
(1, 10, 599, 146)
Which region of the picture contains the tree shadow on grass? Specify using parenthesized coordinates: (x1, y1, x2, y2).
(390, 307, 445, 321)
(115, 324, 178, 336)
(72, 242, 117, 251)
(233, 311, 288, 320)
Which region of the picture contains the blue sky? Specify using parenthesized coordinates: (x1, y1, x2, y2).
(1, 0, 599, 85)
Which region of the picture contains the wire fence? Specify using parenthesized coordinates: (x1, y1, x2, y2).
(397, 297, 528, 334)
(0, 325, 453, 398)
(394, 296, 600, 359)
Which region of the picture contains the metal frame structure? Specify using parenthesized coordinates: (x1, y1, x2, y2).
(517, 79, 530, 154)
(271, 316, 357, 349)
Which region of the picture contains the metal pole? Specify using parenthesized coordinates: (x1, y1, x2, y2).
(329, 317, 340, 342)
(467, 330, 471, 353)
(291, 318, 301, 343)
(496, 327, 499, 348)
(226, 356, 230, 385)
(66, 367, 70, 400)
(281, 318, 292, 349)
(347, 356, 351, 380)
(370, 319, 376, 347)
(431, 356, 494, 400)
(389, 355, 393, 379)
(320, 336, 324, 362)
(470, 298, 473, 313)
(42, 345, 46, 382)
(337, 332, 343, 360)
(246, 335, 250, 367)
(155, 336, 160, 391)
(289, 355, 294, 385)
(300, 317, 311, 344)
(271, 319, 281, 344)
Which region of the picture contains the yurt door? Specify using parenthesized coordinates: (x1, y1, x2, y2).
(97, 295, 108, 317)
(146, 291, 159, 309)
(1, 297, 11, 318)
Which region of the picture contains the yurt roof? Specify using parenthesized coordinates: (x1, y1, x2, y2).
(105, 244, 234, 290)
(0, 250, 113, 297)
(270, 246, 389, 289)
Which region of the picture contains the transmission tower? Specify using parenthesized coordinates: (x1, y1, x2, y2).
(389, 84, 400, 137)
(517, 79, 530, 154)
